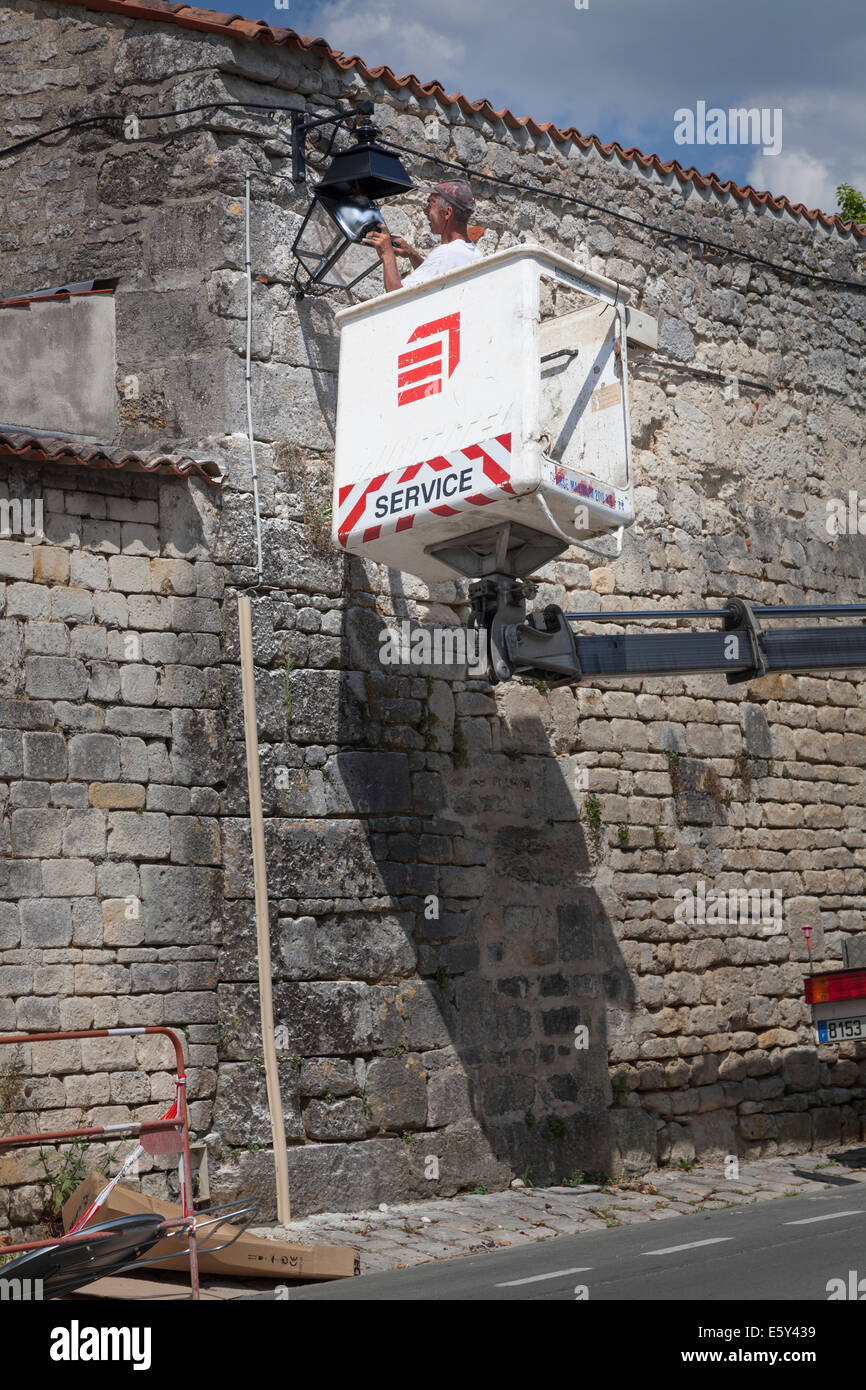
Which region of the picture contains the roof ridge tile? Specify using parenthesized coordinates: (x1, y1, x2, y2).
(37, 0, 866, 239)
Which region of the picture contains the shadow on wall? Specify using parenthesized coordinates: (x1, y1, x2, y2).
(226, 529, 645, 1217)
(339, 570, 641, 1196)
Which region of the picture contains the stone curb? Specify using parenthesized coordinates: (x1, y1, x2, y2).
(252, 1145, 866, 1274)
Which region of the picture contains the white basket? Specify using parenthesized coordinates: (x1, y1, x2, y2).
(332, 243, 636, 582)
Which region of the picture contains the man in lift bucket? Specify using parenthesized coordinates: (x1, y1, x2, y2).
(365, 179, 483, 292)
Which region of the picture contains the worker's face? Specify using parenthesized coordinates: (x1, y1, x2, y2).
(425, 193, 451, 236)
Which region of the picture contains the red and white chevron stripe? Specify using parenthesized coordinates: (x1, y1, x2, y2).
(336, 433, 515, 548)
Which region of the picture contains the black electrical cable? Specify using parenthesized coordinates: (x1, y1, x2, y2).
(1, 99, 863, 292)
(0, 100, 304, 160)
(631, 355, 776, 393)
(377, 136, 866, 294)
(0, 112, 123, 156)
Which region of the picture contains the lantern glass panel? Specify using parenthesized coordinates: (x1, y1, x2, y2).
(293, 193, 386, 291)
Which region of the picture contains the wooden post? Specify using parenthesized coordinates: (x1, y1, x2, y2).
(236, 593, 291, 1223)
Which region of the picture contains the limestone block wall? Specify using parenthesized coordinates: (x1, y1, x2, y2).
(0, 0, 865, 1227)
(0, 459, 224, 1233)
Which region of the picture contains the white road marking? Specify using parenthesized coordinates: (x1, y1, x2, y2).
(640, 1237, 733, 1256)
(495, 1266, 592, 1287)
(785, 1210, 866, 1226)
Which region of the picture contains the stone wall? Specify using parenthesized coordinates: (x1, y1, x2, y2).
(1, 0, 865, 1229)
(0, 458, 224, 1232)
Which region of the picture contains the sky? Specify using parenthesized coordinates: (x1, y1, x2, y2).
(222, 0, 865, 219)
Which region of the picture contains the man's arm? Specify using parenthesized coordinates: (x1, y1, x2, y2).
(380, 247, 403, 293)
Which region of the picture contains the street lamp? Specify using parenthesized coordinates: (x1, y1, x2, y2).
(290, 104, 413, 297)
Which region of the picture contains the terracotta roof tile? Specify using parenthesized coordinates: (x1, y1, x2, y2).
(39, 0, 866, 240)
(0, 431, 223, 485)
(0, 288, 114, 309)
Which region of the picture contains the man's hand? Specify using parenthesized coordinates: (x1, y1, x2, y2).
(364, 228, 422, 268)
(363, 225, 394, 260)
(389, 235, 422, 266)
(363, 224, 404, 292)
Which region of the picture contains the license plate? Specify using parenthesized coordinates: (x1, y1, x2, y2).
(817, 1016, 865, 1042)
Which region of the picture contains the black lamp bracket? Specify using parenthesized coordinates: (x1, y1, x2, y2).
(291, 102, 376, 184)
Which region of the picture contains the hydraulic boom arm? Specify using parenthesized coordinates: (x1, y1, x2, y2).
(469, 577, 866, 686)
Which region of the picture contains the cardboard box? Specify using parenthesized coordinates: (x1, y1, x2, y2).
(67, 1276, 246, 1301)
(62, 1174, 359, 1281)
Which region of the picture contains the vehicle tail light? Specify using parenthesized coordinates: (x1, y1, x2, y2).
(805, 968, 866, 1004)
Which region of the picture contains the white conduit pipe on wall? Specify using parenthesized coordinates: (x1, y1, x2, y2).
(245, 171, 265, 589)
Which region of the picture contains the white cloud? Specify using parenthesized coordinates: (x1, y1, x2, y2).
(741, 88, 866, 216)
(306, 0, 467, 74)
(745, 150, 839, 215)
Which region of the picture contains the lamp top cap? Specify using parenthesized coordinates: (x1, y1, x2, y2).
(315, 134, 414, 202)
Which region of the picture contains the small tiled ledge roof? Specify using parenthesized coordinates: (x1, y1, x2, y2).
(0, 280, 117, 309)
(0, 431, 224, 485)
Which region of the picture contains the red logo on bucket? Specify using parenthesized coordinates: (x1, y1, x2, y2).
(397, 313, 461, 406)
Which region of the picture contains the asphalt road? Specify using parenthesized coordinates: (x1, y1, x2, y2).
(290, 1183, 866, 1301)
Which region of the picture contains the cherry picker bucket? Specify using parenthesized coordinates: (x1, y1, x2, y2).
(332, 244, 642, 583)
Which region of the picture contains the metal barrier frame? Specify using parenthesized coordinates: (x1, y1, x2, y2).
(0, 1026, 200, 1299)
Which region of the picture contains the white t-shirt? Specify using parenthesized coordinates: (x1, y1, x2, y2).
(402, 238, 481, 289)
